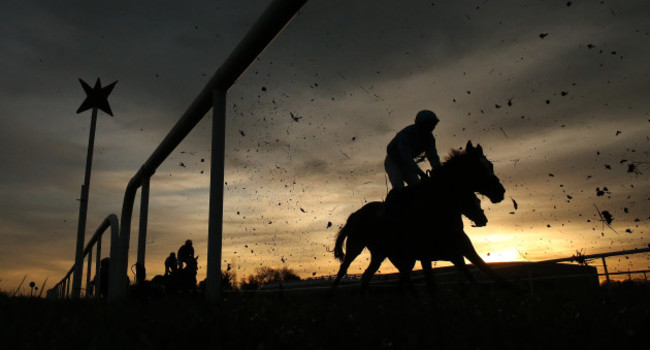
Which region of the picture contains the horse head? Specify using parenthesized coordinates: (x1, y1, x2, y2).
(461, 192, 488, 227)
(462, 141, 505, 203)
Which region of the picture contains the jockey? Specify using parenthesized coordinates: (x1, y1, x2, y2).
(177, 240, 195, 270)
(164, 252, 178, 276)
(384, 110, 442, 189)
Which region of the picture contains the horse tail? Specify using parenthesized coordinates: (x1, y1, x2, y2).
(334, 201, 384, 262)
(334, 224, 350, 262)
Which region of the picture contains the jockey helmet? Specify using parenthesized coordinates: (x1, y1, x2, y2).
(414, 110, 439, 131)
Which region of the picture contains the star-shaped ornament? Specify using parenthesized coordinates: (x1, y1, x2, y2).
(76, 78, 117, 116)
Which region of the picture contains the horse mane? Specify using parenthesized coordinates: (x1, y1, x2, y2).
(443, 148, 467, 164)
(385, 147, 471, 202)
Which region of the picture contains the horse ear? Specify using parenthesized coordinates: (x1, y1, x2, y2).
(466, 140, 474, 151)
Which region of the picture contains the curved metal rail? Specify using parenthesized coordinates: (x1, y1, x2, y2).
(47, 214, 119, 299)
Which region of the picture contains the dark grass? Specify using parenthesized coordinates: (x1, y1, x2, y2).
(1, 283, 649, 350)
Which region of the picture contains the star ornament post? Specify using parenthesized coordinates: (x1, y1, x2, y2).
(76, 78, 117, 116)
(71, 78, 117, 299)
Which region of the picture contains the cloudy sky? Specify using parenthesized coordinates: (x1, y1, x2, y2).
(1, 0, 649, 293)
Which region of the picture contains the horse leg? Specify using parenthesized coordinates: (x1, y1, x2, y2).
(398, 268, 417, 296)
(459, 233, 516, 292)
(361, 253, 385, 294)
(393, 258, 417, 296)
(421, 260, 437, 295)
(332, 256, 353, 289)
(332, 239, 364, 289)
(450, 256, 477, 295)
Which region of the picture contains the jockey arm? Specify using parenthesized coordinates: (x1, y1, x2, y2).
(424, 134, 442, 171)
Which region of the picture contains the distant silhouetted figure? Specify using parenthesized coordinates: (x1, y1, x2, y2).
(385, 110, 442, 189)
(95, 257, 110, 299)
(164, 252, 178, 276)
(177, 240, 195, 270)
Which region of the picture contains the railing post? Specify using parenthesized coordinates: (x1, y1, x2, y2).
(72, 106, 99, 299)
(99, 214, 121, 300)
(136, 177, 150, 283)
(86, 248, 93, 297)
(207, 88, 226, 299)
(601, 257, 610, 283)
(72, 184, 89, 299)
(112, 198, 133, 300)
(95, 236, 101, 297)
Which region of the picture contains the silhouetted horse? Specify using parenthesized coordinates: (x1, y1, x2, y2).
(333, 192, 487, 290)
(152, 255, 199, 295)
(333, 141, 510, 292)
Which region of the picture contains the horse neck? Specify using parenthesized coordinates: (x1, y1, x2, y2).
(433, 164, 466, 190)
(387, 157, 475, 206)
(437, 156, 478, 192)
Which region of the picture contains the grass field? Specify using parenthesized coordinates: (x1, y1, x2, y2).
(1, 282, 648, 349)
